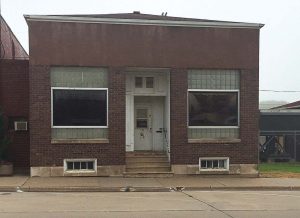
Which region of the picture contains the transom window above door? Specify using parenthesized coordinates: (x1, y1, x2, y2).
(146, 77, 154, 88)
(135, 77, 154, 89)
(135, 77, 143, 88)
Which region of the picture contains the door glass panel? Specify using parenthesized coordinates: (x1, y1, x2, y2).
(136, 120, 148, 128)
(136, 108, 148, 128)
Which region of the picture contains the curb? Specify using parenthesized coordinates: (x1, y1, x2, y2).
(20, 186, 171, 192)
(2, 186, 300, 192)
(183, 186, 300, 191)
(0, 187, 19, 192)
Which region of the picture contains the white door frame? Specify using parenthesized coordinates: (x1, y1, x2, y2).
(125, 71, 170, 154)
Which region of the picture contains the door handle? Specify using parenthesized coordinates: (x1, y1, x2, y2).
(156, 128, 163, 133)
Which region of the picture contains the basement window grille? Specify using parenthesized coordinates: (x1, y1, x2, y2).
(199, 157, 229, 171)
(64, 159, 96, 172)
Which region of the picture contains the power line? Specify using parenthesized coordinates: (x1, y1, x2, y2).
(259, 90, 300, 93)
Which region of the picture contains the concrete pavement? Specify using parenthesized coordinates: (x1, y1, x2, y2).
(1, 191, 300, 217)
(0, 176, 29, 192)
(1, 176, 300, 192)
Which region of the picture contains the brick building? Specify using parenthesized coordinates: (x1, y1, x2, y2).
(3, 12, 263, 176)
(0, 15, 29, 172)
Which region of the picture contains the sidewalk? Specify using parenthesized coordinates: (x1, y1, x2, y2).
(2, 176, 300, 192)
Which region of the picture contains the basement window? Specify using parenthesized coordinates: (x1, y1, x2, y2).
(64, 159, 96, 172)
(199, 157, 229, 171)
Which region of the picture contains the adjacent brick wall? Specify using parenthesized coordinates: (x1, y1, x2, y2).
(170, 69, 259, 165)
(0, 59, 30, 168)
(29, 65, 126, 167)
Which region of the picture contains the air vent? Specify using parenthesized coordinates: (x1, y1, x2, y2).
(14, 121, 28, 131)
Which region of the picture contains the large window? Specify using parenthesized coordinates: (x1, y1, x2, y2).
(52, 88, 107, 127)
(189, 91, 238, 127)
(187, 70, 240, 139)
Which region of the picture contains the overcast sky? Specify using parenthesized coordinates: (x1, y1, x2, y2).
(2, 0, 300, 103)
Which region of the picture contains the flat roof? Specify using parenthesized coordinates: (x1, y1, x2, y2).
(24, 13, 264, 29)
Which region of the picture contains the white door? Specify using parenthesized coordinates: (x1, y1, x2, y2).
(152, 97, 165, 151)
(134, 97, 165, 151)
(134, 105, 153, 150)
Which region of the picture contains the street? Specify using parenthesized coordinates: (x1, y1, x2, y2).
(1, 191, 300, 217)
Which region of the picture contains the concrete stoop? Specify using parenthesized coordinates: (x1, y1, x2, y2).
(124, 151, 173, 177)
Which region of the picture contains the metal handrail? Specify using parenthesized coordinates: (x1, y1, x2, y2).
(162, 128, 170, 153)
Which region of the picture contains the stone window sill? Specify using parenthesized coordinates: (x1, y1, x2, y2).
(198, 170, 230, 175)
(188, 138, 241, 144)
(51, 139, 109, 144)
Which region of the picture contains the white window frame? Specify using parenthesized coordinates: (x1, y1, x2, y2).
(188, 89, 240, 129)
(51, 87, 108, 128)
(64, 158, 97, 173)
(199, 157, 229, 171)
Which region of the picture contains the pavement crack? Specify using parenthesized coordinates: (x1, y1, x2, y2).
(216, 179, 227, 187)
(181, 191, 234, 218)
(154, 178, 164, 187)
(18, 177, 30, 192)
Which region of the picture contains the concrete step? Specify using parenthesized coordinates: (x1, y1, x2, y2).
(126, 152, 165, 157)
(125, 152, 171, 175)
(126, 154, 167, 159)
(123, 172, 174, 178)
(126, 166, 171, 172)
(126, 162, 170, 168)
(126, 157, 169, 163)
